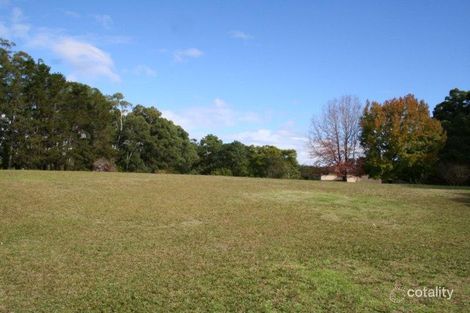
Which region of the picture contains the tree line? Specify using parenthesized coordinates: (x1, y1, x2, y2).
(309, 92, 470, 185)
(0, 39, 300, 178)
(1, 39, 468, 184)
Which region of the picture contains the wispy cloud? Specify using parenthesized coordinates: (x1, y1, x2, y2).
(173, 48, 204, 63)
(229, 122, 310, 164)
(52, 37, 120, 82)
(132, 65, 157, 77)
(162, 98, 261, 132)
(229, 30, 253, 40)
(64, 10, 80, 18)
(0, 6, 120, 83)
(103, 35, 132, 44)
(93, 14, 113, 29)
(11, 6, 23, 22)
(0, 6, 30, 38)
(163, 100, 309, 164)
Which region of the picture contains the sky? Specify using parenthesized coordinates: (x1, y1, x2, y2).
(0, 0, 469, 164)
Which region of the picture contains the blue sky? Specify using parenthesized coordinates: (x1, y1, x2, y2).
(1, 0, 469, 164)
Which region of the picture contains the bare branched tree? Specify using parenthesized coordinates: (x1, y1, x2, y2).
(308, 95, 362, 179)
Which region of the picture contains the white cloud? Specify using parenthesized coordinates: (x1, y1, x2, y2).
(229, 30, 253, 40)
(64, 10, 80, 18)
(132, 65, 157, 77)
(161, 110, 191, 129)
(102, 35, 132, 44)
(0, 7, 30, 38)
(93, 14, 113, 29)
(162, 98, 261, 132)
(28, 33, 120, 82)
(0, 6, 121, 83)
(9, 22, 29, 37)
(51, 37, 120, 82)
(173, 48, 204, 63)
(162, 98, 234, 130)
(0, 23, 8, 37)
(11, 7, 23, 22)
(162, 99, 310, 164)
(229, 123, 311, 164)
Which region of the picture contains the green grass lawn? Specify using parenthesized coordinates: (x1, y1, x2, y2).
(0, 171, 469, 312)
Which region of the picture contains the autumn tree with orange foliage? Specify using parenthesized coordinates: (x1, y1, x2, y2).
(361, 95, 446, 182)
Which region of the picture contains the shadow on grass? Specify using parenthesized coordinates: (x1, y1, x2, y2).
(403, 184, 470, 191)
(451, 193, 470, 207)
(399, 184, 470, 207)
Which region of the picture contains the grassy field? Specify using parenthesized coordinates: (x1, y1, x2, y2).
(0, 171, 469, 312)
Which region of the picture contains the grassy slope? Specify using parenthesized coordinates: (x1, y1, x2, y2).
(0, 170, 469, 312)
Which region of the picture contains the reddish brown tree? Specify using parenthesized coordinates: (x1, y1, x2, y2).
(308, 96, 362, 179)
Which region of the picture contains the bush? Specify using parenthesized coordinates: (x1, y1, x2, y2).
(299, 165, 326, 180)
(211, 168, 233, 176)
(438, 163, 470, 185)
(92, 158, 117, 172)
(154, 169, 176, 174)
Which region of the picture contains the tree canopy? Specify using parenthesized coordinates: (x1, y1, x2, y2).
(0, 39, 300, 178)
(433, 89, 470, 165)
(2, 38, 467, 184)
(195, 135, 300, 179)
(361, 95, 446, 182)
(0, 40, 115, 170)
